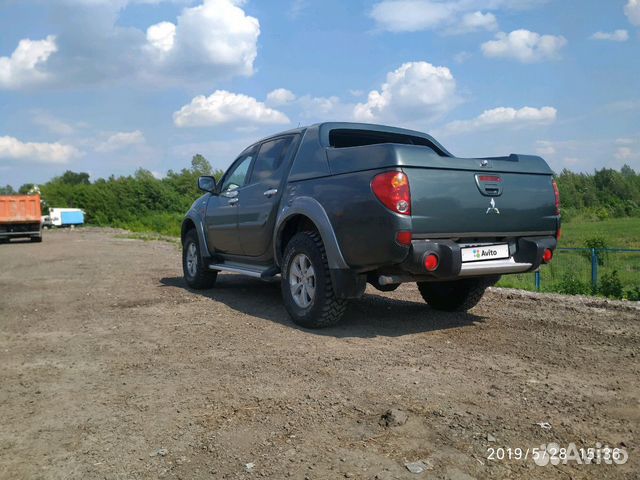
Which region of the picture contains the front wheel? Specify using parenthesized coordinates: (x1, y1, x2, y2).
(417, 276, 499, 312)
(182, 229, 217, 289)
(281, 232, 347, 328)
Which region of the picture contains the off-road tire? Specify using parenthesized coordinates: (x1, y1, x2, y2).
(417, 276, 499, 312)
(281, 231, 347, 328)
(182, 229, 217, 289)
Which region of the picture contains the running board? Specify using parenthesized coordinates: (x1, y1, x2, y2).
(208, 263, 280, 280)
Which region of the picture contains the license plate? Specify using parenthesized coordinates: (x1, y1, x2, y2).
(461, 244, 510, 262)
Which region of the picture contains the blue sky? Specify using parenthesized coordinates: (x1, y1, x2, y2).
(0, 0, 639, 187)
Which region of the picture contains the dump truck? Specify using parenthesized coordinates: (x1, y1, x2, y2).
(0, 195, 43, 243)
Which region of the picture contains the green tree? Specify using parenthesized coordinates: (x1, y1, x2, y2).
(0, 184, 16, 194)
(191, 154, 212, 175)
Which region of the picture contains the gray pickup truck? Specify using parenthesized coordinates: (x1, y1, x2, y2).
(182, 122, 559, 328)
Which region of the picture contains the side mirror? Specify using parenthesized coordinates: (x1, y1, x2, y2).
(198, 176, 216, 193)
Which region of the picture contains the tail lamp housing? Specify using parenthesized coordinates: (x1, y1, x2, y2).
(542, 248, 553, 263)
(371, 171, 411, 215)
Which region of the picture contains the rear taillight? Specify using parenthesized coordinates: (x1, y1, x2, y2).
(552, 179, 560, 215)
(371, 171, 411, 215)
(543, 248, 553, 263)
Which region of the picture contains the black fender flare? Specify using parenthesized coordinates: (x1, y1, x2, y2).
(181, 197, 212, 262)
(273, 196, 348, 269)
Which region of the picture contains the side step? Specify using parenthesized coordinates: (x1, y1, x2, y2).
(208, 262, 280, 280)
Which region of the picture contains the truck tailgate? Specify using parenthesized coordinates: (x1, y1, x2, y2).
(406, 167, 557, 236)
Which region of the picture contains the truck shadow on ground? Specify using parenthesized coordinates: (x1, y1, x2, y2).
(159, 274, 485, 338)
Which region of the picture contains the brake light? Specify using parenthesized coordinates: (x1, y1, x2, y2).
(543, 248, 553, 263)
(371, 171, 411, 215)
(478, 175, 502, 183)
(552, 179, 560, 215)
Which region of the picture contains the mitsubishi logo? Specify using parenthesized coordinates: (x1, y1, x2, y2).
(486, 198, 500, 215)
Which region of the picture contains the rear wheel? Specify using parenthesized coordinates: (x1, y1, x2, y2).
(182, 229, 217, 289)
(281, 232, 347, 328)
(417, 276, 499, 312)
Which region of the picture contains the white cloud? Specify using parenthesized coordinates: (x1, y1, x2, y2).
(444, 106, 557, 133)
(0, 36, 57, 89)
(625, 0, 640, 26)
(481, 29, 567, 63)
(353, 61, 459, 124)
(370, 1, 456, 32)
(448, 11, 498, 34)
(4, 0, 260, 90)
(96, 130, 146, 152)
(591, 30, 629, 42)
(0, 136, 80, 164)
(146, 21, 176, 53)
(146, 0, 260, 78)
(173, 90, 290, 127)
(266, 88, 297, 106)
(370, 0, 545, 33)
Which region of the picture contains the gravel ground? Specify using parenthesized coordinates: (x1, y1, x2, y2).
(0, 228, 638, 480)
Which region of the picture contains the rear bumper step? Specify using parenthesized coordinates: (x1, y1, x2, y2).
(459, 258, 532, 276)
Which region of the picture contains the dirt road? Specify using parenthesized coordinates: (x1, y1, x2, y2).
(1, 228, 638, 479)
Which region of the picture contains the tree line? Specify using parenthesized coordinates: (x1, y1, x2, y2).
(0, 158, 638, 236)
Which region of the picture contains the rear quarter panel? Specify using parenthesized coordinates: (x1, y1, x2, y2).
(293, 171, 411, 271)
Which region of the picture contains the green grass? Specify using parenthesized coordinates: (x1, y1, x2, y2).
(498, 217, 640, 299)
(558, 217, 640, 249)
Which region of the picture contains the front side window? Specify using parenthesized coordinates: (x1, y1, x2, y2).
(221, 154, 254, 192)
(249, 137, 294, 185)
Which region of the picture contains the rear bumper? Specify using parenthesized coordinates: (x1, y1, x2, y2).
(397, 236, 556, 280)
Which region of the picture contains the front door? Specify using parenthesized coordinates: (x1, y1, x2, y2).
(237, 136, 295, 257)
(205, 152, 254, 255)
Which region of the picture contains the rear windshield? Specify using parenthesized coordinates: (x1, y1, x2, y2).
(328, 129, 442, 154)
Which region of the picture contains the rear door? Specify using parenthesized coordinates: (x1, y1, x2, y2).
(237, 136, 295, 257)
(205, 151, 255, 254)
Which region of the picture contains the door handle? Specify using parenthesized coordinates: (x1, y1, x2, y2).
(263, 189, 278, 198)
(228, 198, 239, 205)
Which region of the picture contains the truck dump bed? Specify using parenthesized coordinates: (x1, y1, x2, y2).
(0, 195, 42, 224)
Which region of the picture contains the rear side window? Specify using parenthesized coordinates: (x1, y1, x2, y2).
(329, 129, 440, 154)
(249, 137, 294, 185)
